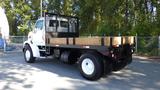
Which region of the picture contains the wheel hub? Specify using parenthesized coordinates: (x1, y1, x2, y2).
(25, 50, 31, 61)
(81, 58, 95, 75)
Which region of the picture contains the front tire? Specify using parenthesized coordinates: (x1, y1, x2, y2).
(24, 45, 35, 63)
(78, 53, 103, 80)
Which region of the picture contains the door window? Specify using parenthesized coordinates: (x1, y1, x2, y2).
(49, 20, 58, 27)
(60, 21, 68, 28)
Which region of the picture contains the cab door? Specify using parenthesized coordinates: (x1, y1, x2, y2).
(32, 20, 45, 46)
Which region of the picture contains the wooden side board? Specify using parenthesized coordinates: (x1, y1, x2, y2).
(112, 37, 121, 45)
(50, 38, 67, 45)
(49, 37, 103, 46)
(104, 37, 110, 46)
(75, 37, 101, 45)
(48, 36, 134, 46)
(122, 36, 134, 45)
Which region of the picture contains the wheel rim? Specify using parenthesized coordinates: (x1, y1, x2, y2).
(25, 50, 31, 61)
(81, 58, 95, 75)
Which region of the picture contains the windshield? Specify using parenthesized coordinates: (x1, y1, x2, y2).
(35, 20, 43, 30)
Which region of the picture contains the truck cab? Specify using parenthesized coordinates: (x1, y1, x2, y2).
(28, 15, 79, 46)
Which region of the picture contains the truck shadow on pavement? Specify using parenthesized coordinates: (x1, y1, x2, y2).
(0, 54, 160, 90)
(104, 58, 160, 90)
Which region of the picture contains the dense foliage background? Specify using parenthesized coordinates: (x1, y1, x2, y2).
(0, 0, 160, 36)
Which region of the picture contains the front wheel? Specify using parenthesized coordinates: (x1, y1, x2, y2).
(78, 53, 103, 80)
(24, 45, 35, 63)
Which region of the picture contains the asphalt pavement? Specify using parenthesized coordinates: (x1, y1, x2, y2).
(0, 52, 160, 90)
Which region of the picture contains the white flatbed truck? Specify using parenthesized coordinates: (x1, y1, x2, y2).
(23, 13, 135, 80)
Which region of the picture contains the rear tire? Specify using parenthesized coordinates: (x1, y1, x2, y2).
(78, 53, 103, 80)
(24, 45, 35, 63)
(113, 56, 132, 71)
(112, 62, 127, 71)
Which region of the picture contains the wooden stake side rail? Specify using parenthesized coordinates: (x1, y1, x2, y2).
(46, 36, 135, 47)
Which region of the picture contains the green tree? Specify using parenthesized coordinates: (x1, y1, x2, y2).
(1, 0, 160, 36)
(0, 0, 33, 35)
(47, 0, 62, 14)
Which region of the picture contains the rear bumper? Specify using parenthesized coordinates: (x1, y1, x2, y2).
(109, 44, 134, 62)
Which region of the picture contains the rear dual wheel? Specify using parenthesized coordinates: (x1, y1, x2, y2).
(78, 53, 104, 80)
